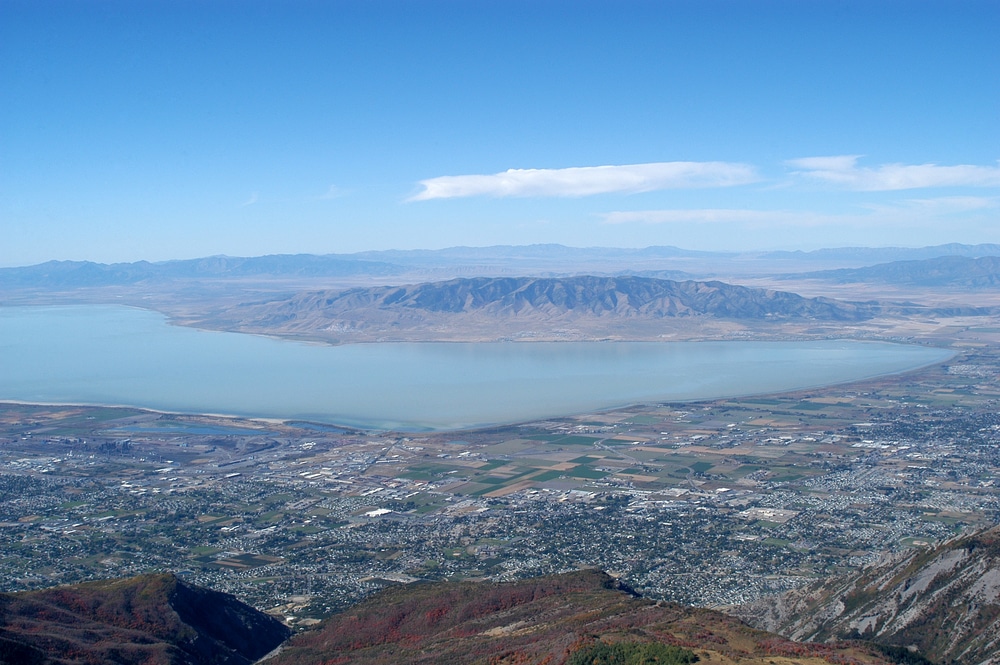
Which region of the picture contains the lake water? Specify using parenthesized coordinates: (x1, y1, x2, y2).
(0, 306, 953, 431)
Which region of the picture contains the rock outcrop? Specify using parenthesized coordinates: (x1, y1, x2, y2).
(734, 526, 1000, 665)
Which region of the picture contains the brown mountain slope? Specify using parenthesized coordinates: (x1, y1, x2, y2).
(0, 573, 290, 665)
(268, 569, 904, 665)
(733, 526, 1000, 665)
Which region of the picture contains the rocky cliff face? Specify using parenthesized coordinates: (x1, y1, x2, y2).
(733, 526, 1000, 665)
(0, 573, 290, 665)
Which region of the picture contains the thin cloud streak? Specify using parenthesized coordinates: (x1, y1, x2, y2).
(603, 208, 807, 225)
(318, 184, 345, 200)
(409, 161, 759, 201)
(788, 156, 1000, 191)
(603, 197, 999, 228)
(890, 195, 998, 212)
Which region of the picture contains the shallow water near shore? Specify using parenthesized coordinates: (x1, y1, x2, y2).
(0, 305, 953, 431)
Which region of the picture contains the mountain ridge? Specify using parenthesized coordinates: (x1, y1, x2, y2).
(6, 243, 1000, 284)
(267, 568, 902, 665)
(0, 255, 404, 288)
(208, 275, 879, 333)
(0, 568, 971, 665)
(784, 255, 1000, 288)
(0, 573, 290, 665)
(180, 274, 1000, 343)
(732, 525, 1000, 665)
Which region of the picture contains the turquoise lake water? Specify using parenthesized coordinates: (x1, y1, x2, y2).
(0, 306, 954, 431)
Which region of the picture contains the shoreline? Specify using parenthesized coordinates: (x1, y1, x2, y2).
(0, 346, 955, 434)
(2, 300, 970, 349)
(0, 302, 960, 433)
(0, 399, 291, 430)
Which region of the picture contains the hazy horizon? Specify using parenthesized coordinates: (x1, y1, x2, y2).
(5, 239, 1000, 271)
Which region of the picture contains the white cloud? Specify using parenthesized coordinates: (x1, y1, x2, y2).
(788, 156, 1000, 190)
(409, 161, 759, 201)
(241, 192, 259, 206)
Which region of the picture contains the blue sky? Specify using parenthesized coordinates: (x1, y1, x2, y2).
(2, 0, 998, 266)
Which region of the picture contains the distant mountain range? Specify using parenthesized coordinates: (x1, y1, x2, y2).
(734, 525, 1000, 665)
(789, 255, 1000, 288)
(295, 242, 1000, 266)
(6, 246, 998, 342)
(755, 243, 1000, 263)
(5, 243, 1000, 288)
(0, 573, 289, 665)
(0, 255, 403, 288)
(351, 243, 729, 264)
